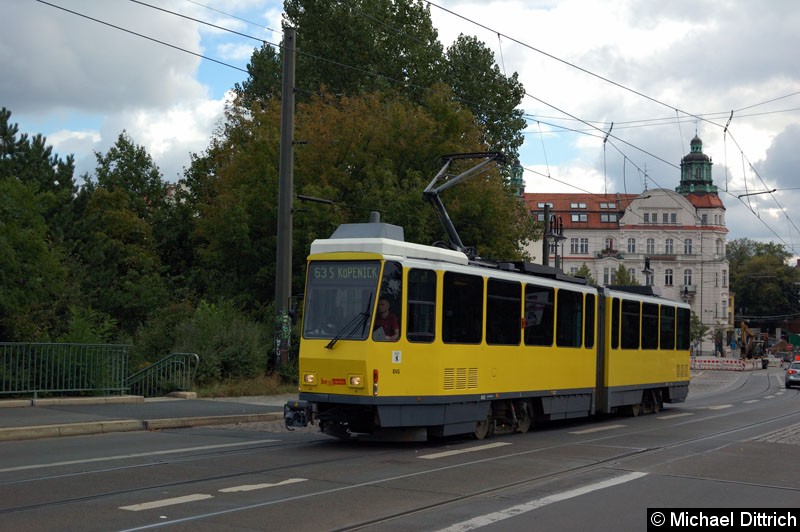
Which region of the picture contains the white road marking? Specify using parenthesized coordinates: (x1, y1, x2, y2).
(569, 424, 625, 434)
(743, 400, 760, 404)
(707, 404, 733, 410)
(657, 413, 694, 419)
(0, 440, 276, 473)
(219, 478, 307, 492)
(120, 494, 214, 511)
(435, 471, 648, 531)
(419, 442, 511, 459)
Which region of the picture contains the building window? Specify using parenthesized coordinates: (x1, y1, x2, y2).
(579, 238, 588, 254)
(537, 202, 553, 208)
(665, 238, 673, 254)
(643, 213, 649, 223)
(604, 237, 615, 251)
(716, 238, 723, 255)
(603, 267, 616, 285)
(722, 270, 727, 287)
(627, 238, 636, 253)
(601, 213, 617, 222)
(684, 239, 693, 255)
(570, 202, 587, 209)
(701, 214, 708, 225)
(665, 269, 673, 286)
(684, 269, 692, 286)
(715, 272, 719, 287)
(600, 202, 616, 209)
(646, 238, 655, 255)
(571, 213, 588, 222)
(535, 212, 545, 221)
(628, 268, 637, 283)
(671, 213, 677, 223)
(663, 213, 669, 224)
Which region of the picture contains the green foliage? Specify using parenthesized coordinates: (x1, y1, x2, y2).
(727, 237, 800, 318)
(691, 311, 710, 345)
(172, 300, 269, 386)
(612, 264, 640, 286)
(130, 301, 197, 370)
(0, 177, 72, 340)
(57, 307, 118, 344)
(573, 263, 597, 286)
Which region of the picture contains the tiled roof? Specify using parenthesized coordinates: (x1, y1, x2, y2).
(523, 191, 726, 231)
(523, 193, 637, 230)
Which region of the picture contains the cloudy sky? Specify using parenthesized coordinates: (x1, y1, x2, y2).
(3, 0, 800, 256)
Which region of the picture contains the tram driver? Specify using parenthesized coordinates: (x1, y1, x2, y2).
(373, 297, 400, 341)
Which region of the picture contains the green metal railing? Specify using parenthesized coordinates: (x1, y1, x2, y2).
(127, 353, 199, 397)
(0, 343, 130, 398)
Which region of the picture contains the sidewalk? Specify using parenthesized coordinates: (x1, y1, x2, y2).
(0, 393, 297, 442)
(0, 369, 758, 443)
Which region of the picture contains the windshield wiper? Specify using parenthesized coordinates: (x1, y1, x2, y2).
(325, 293, 374, 350)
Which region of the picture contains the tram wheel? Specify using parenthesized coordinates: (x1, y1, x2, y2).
(473, 413, 494, 440)
(651, 390, 662, 413)
(515, 401, 532, 433)
(628, 402, 642, 417)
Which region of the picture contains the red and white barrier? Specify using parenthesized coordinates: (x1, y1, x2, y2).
(690, 357, 762, 371)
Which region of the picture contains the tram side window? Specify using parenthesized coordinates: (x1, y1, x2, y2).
(676, 307, 691, 350)
(524, 284, 554, 346)
(660, 306, 676, 350)
(584, 293, 595, 348)
(443, 272, 483, 344)
(642, 302, 659, 349)
(621, 299, 641, 349)
(556, 289, 583, 347)
(487, 279, 521, 345)
(407, 269, 436, 343)
(373, 261, 402, 342)
(611, 298, 620, 349)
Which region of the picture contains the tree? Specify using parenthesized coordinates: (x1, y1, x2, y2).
(90, 131, 167, 222)
(691, 311, 710, 351)
(611, 264, 640, 286)
(444, 34, 527, 159)
(0, 178, 72, 340)
(234, 1, 526, 160)
(727, 238, 800, 318)
(186, 87, 535, 315)
(573, 263, 597, 286)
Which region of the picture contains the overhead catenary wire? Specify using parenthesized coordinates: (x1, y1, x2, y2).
(36, 0, 800, 254)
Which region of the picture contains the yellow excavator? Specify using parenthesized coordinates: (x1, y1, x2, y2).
(740, 321, 768, 368)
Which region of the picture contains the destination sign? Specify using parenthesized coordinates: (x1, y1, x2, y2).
(309, 262, 380, 282)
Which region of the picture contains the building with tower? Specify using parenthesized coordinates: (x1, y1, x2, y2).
(523, 136, 731, 355)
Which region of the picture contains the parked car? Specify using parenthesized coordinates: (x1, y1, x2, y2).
(785, 362, 800, 389)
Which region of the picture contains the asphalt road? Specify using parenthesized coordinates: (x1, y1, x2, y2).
(0, 367, 797, 532)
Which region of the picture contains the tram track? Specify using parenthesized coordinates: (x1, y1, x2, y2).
(1, 371, 796, 529)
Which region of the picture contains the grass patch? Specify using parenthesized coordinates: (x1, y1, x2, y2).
(196, 374, 298, 398)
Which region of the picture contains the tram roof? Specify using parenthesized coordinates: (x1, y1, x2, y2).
(309, 237, 470, 265)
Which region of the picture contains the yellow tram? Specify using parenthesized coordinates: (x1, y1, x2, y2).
(284, 219, 691, 440)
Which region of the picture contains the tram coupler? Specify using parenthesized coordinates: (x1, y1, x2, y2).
(284, 400, 312, 430)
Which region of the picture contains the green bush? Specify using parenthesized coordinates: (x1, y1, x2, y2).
(172, 299, 269, 386)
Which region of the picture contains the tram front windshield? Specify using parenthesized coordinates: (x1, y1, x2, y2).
(303, 260, 380, 340)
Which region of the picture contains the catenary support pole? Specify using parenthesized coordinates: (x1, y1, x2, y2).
(275, 27, 296, 367)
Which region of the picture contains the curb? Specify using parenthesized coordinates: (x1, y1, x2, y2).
(0, 412, 285, 442)
(0, 396, 145, 408)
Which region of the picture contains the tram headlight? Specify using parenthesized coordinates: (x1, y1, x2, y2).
(348, 374, 364, 388)
(302, 372, 317, 385)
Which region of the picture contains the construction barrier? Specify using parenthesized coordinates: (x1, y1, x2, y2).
(690, 357, 764, 371)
